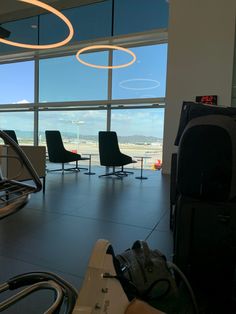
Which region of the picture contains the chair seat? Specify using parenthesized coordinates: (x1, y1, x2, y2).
(101, 157, 136, 167)
(2, 130, 19, 144)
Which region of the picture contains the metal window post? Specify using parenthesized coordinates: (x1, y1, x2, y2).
(34, 56, 39, 146)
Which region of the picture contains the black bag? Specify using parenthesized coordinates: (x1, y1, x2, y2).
(116, 240, 194, 313)
(173, 195, 236, 313)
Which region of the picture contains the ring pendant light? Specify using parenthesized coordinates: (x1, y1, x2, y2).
(75, 0, 136, 69)
(0, 0, 74, 49)
(76, 45, 136, 69)
(119, 79, 160, 90)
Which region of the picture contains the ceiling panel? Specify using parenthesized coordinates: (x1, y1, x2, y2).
(0, 0, 103, 23)
(0, 0, 60, 15)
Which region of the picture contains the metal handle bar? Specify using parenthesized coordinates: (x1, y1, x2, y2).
(0, 131, 42, 192)
(0, 272, 78, 314)
(0, 280, 63, 313)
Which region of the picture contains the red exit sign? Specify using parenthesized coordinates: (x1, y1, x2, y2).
(196, 95, 218, 106)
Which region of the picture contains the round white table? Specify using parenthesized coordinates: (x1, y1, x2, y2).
(134, 156, 151, 180)
(83, 153, 97, 175)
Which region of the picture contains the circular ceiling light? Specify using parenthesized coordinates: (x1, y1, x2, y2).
(0, 0, 74, 49)
(119, 78, 160, 90)
(76, 45, 136, 69)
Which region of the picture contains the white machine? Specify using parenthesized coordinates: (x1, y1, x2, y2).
(73, 239, 130, 314)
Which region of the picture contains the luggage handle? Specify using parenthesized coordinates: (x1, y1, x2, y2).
(132, 240, 154, 270)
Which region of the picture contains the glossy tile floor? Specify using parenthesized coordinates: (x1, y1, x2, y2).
(0, 166, 172, 313)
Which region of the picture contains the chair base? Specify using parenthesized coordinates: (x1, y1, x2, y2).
(47, 167, 78, 173)
(135, 176, 148, 180)
(99, 172, 126, 179)
(42, 176, 45, 194)
(121, 170, 134, 175)
(99, 167, 129, 179)
(120, 165, 134, 175)
(47, 162, 88, 173)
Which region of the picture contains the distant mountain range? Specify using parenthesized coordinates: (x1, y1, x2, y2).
(13, 130, 163, 144)
(80, 134, 163, 144)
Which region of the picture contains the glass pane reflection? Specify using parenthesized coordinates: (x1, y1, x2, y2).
(39, 53, 109, 102)
(114, 0, 169, 35)
(0, 112, 34, 145)
(0, 16, 38, 55)
(111, 108, 164, 169)
(112, 44, 167, 100)
(39, 110, 107, 165)
(0, 61, 34, 104)
(39, 1, 112, 45)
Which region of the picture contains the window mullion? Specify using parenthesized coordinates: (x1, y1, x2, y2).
(34, 56, 39, 146)
(107, 49, 113, 131)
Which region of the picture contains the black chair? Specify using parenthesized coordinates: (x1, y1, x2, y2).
(45, 130, 89, 172)
(98, 131, 136, 178)
(2, 130, 19, 144)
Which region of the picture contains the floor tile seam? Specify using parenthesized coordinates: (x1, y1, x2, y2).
(22, 208, 68, 222)
(57, 212, 155, 230)
(144, 210, 168, 241)
(0, 253, 84, 279)
(23, 208, 155, 230)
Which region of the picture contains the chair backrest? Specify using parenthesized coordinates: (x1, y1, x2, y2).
(2, 130, 19, 144)
(98, 131, 121, 166)
(45, 130, 66, 162)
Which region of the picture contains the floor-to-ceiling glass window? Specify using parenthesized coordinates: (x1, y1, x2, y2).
(0, 111, 34, 144)
(0, 41, 167, 164)
(0, 60, 34, 144)
(38, 52, 109, 160)
(39, 53, 109, 102)
(109, 43, 167, 168)
(111, 108, 164, 169)
(112, 44, 167, 100)
(0, 0, 168, 169)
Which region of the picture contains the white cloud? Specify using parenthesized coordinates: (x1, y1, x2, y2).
(80, 111, 103, 119)
(15, 99, 30, 104)
(112, 113, 132, 122)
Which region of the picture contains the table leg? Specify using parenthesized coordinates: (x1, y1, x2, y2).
(135, 157, 148, 180)
(84, 155, 96, 175)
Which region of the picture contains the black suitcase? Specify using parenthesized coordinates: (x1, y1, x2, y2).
(173, 195, 236, 312)
(173, 195, 236, 273)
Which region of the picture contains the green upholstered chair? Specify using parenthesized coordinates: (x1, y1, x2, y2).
(98, 131, 136, 178)
(45, 130, 89, 172)
(2, 130, 19, 144)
